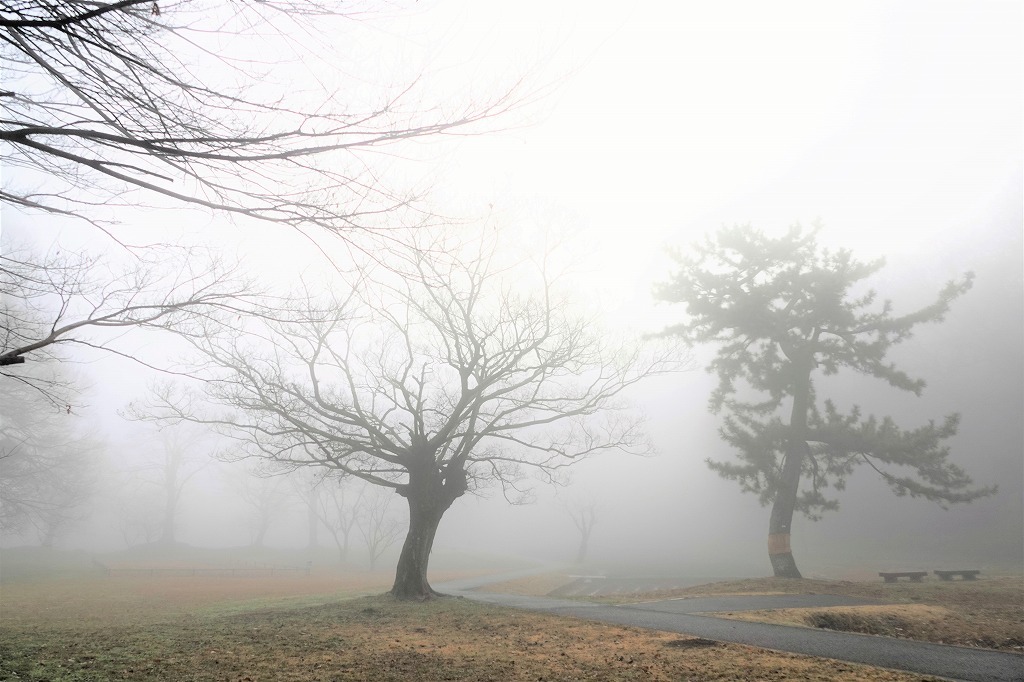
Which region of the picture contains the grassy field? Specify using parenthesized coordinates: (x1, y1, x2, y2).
(0, 549, 1018, 681)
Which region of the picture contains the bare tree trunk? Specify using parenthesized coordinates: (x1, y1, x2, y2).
(322, 524, 351, 565)
(159, 514, 176, 546)
(391, 494, 445, 599)
(570, 504, 597, 565)
(252, 523, 267, 548)
(575, 533, 590, 565)
(390, 456, 467, 600)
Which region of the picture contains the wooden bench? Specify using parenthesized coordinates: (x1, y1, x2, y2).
(933, 569, 980, 581)
(879, 571, 928, 583)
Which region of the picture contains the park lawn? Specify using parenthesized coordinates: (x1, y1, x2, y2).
(0, 573, 939, 682)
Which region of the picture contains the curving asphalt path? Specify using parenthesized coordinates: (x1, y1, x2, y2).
(435, 573, 1024, 682)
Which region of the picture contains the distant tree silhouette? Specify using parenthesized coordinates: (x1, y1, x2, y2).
(563, 495, 598, 565)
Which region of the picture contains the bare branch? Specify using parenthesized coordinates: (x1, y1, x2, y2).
(1, 240, 258, 403)
(2, 1, 536, 242)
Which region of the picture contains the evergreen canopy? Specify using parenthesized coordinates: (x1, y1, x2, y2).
(657, 224, 993, 576)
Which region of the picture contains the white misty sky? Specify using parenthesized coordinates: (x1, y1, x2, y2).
(399, 0, 1020, 329)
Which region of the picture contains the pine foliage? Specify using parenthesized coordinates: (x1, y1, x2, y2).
(657, 224, 992, 520)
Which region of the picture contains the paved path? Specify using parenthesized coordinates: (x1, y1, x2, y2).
(435, 574, 1023, 682)
(549, 574, 733, 598)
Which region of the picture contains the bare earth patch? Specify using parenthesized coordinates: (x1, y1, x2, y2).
(0, 573, 944, 681)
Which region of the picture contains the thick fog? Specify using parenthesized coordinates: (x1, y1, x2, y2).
(2, 1, 1020, 582)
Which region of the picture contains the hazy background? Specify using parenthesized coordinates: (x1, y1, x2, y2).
(3, 0, 1020, 579)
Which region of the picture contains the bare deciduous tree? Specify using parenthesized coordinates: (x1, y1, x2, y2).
(139, 235, 686, 599)
(565, 497, 598, 566)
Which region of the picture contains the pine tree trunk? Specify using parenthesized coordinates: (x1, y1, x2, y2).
(768, 439, 804, 578)
(768, 348, 815, 579)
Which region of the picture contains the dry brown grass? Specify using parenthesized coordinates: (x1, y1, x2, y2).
(710, 597, 1024, 652)
(0, 572, 943, 681)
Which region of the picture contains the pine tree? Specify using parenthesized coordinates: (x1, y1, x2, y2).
(657, 224, 994, 577)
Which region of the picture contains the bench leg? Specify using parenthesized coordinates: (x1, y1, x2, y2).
(938, 574, 952, 581)
(910, 575, 924, 582)
(883, 576, 897, 583)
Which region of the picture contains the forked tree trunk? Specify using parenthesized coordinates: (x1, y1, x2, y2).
(390, 456, 467, 600)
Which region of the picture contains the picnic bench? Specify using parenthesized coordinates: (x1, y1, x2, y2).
(933, 569, 980, 581)
(878, 571, 928, 583)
